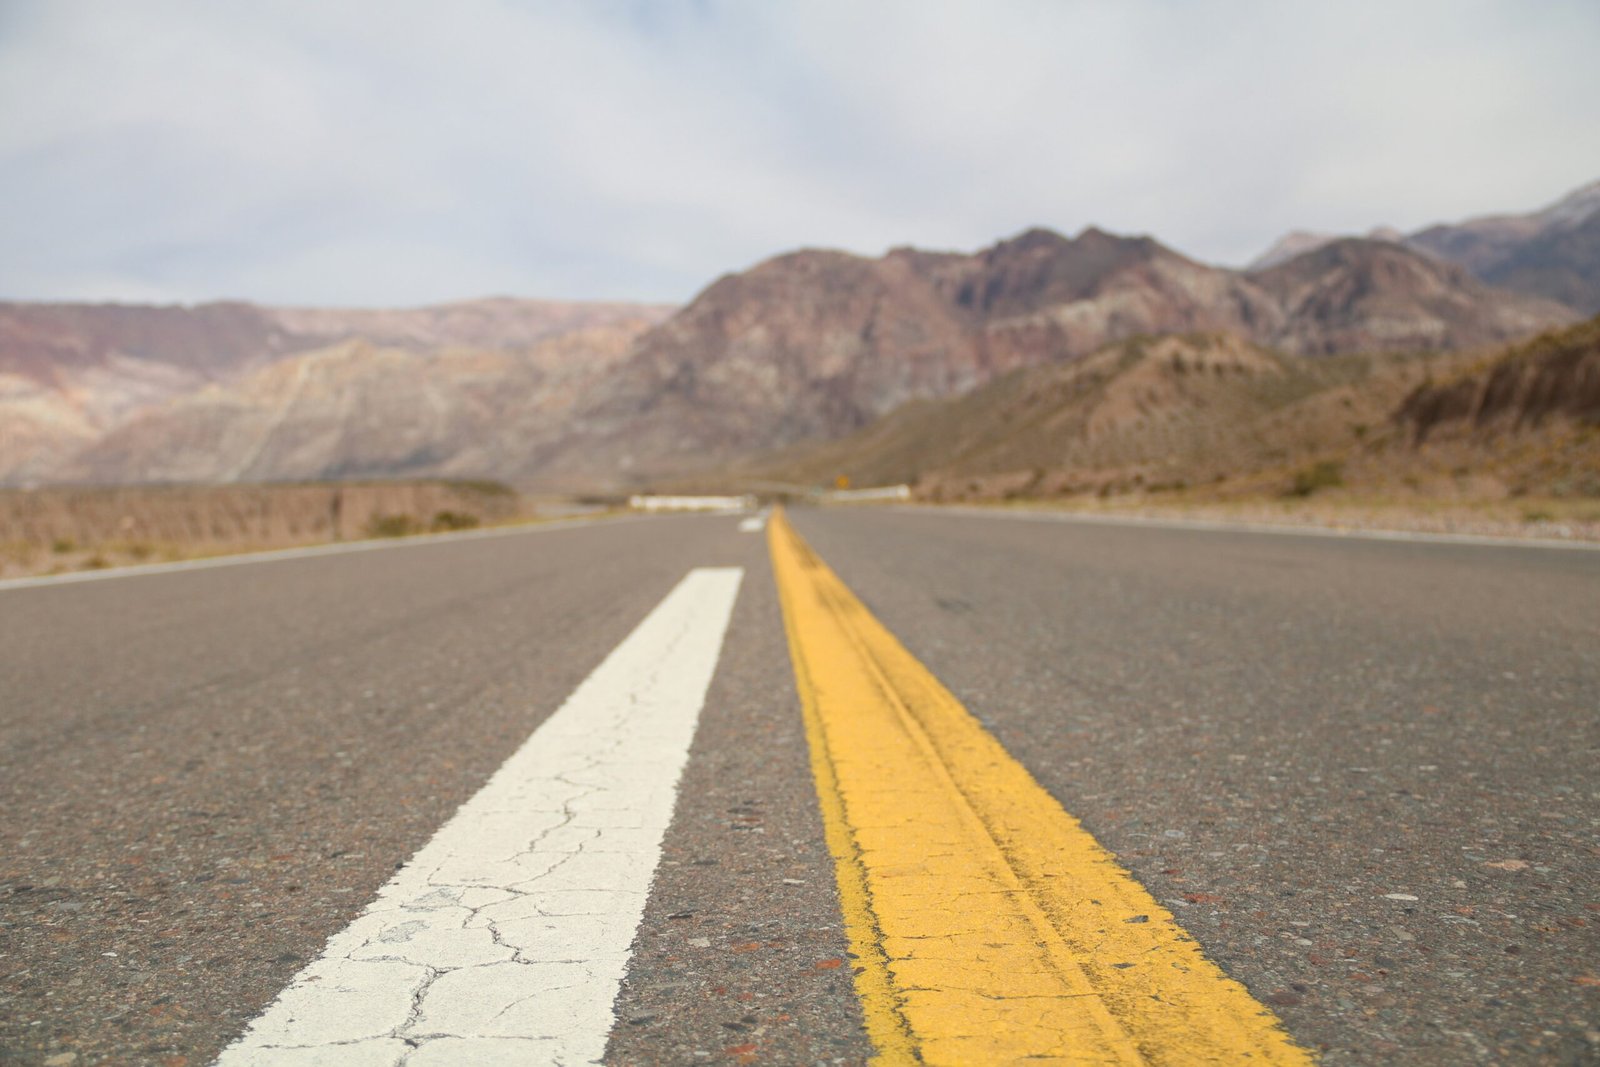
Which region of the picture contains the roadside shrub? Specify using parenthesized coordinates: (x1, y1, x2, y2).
(449, 479, 514, 497)
(1287, 460, 1345, 498)
(51, 537, 76, 554)
(367, 514, 419, 538)
(432, 510, 480, 532)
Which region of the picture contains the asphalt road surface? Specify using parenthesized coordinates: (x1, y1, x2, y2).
(1, 507, 1596, 1065)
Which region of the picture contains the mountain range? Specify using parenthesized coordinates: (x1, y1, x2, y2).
(1249, 179, 1600, 314)
(537, 230, 1568, 487)
(2, 179, 1595, 491)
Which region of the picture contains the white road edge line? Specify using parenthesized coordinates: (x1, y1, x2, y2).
(216, 566, 745, 1067)
(0, 512, 652, 593)
(898, 504, 1600, 552)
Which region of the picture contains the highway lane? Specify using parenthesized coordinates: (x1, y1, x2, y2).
(789, 506, 1600, 1064)
(0, 506, 1596, 1064)
(0, 515, 844, 1065)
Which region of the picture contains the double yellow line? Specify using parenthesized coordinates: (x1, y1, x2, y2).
(768, 508, 1313, 1065)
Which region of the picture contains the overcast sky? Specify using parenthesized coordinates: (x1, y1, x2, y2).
(1, 0, 1597, 307)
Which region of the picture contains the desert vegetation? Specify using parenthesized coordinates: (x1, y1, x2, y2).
(0, 480, 525, 579)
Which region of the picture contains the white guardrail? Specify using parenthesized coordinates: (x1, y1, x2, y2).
(821, 484, 912, 503)
(628, 485, 910, 511)
(628, 494, 758, 512)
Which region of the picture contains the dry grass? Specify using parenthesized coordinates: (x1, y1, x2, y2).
(0, 481, 538, 580)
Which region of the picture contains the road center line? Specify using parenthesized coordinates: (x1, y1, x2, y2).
(768, 509, 1312, 1065)
(217, 566, 744, 1067)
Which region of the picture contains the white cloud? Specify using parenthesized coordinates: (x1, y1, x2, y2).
(0, 0, 1596, 305)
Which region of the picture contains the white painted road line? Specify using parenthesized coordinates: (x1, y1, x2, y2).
(737, 512, 768, 533)
(217, 566, 745, 1067)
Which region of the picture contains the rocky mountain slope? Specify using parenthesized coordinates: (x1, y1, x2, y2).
(1247, 239, 1568, 354)
(0, 299, 672, 485)
(1249, 178, 1600, 314)
(1392, 317, 1600, 496)
(739, 333, 1448, 495)
(532, 229, 1569, 486)
(1399, 316, 1600, 440)
(0, 301, 285, 484)
(1408, 180, 1600, 313)
(745, 317, 1600, 503)
(55, 317, 655, 487)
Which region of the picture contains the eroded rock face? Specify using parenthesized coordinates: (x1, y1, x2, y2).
(49, 319, 659, 488)
(1398, 317, 1600, 443)
(0, 300, 672, 486)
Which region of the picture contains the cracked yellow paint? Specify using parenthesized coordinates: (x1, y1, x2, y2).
(768, 509, 1315, 1065)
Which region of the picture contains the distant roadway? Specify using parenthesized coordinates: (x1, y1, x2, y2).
(1, 507, 1596, 1065)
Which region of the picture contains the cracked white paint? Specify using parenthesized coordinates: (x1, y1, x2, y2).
(218, 567, 744, 1067)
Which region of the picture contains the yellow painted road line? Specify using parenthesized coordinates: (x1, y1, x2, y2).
(768, 508, 1314, 1065)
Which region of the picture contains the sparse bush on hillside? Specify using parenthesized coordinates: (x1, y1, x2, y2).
(367, 514, 420, 538)
(1287, 460, 1345, 497)
(118, 541, 155, 561)
(449, 479, 515, 497)
(431, 510, 480, 531)
(366, 510, 483, 537)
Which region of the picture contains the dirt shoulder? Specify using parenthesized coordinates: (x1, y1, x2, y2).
(903, 492, 1600, 545)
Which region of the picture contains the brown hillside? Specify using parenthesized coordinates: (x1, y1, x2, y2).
(751, 320, 1600, 505)
(1389, 317, 1600, 498)
(0, 481, 523, 579)
(745, 333, 1458, 498)
(1399, 317, 1600, 440)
